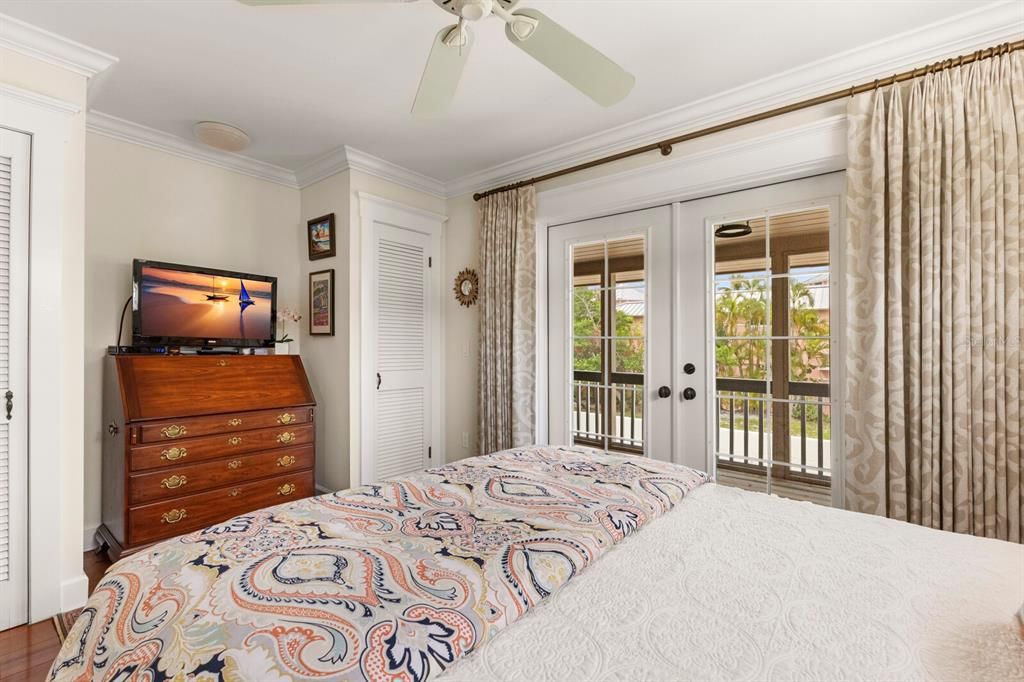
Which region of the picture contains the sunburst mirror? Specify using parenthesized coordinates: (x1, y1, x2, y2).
(454, 268, 479, 307)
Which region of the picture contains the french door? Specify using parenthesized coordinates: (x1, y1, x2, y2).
(548, 206, 673, 461)
(0, 128, 30, 630)
(548, 174, 844, 505)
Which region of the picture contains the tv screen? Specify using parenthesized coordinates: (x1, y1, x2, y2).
(132, 259, 277, 348)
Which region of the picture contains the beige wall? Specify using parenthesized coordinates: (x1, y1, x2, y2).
(84, 132, 302, 539)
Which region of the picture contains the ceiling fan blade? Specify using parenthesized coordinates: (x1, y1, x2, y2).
(238, 0, 416, 6)
(504, 8, 634, 107)
(412, 24, 473, 119)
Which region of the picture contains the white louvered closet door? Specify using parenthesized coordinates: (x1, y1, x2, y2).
(0, 128, 29, 631)
(372, 223, 433, 481)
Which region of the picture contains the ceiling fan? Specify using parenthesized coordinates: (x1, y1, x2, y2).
(238, 0, 636, 118)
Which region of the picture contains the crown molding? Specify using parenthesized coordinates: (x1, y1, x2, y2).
(0, 83, 80, 116)
(296, 145, 447, 198)
(86, 111, 299, 188)
(443, 0, 1024, 198)
(0, 12, 117, 78)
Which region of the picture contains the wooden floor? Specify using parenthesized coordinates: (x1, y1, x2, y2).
(0, 551, 111, 682)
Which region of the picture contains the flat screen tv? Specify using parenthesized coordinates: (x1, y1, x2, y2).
(132, 259, 277, 348)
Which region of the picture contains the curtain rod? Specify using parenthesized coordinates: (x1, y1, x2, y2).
(473, 39, 1023, 202)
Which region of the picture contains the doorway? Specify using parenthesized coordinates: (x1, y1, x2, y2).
(548, 174, 844, 505)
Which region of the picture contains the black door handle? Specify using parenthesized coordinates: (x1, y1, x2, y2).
(5, 390, 12, 420)
(376, 373, 382, 390)
(657, 386, 671, 399)
(682, 387, 697, 401)
(683, 363, 696, 375)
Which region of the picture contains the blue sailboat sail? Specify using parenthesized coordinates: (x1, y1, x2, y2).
(238, 279, 255, 311)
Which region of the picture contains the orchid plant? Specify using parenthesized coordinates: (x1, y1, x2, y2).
(276, 306, 302, 343)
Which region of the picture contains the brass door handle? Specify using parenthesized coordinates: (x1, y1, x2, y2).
(227, 459, 242, 470)
(227, 418, 243, 427)
(160, 424, 187, 439)
(228, 436, 242, 446)
(276, 431, 296, 444)
(161, 509, 187, 524)
(160, 475, 187, 489)
(277, 483, 296, 496)
(277, 412, 296, 425)
(160, 447, 188, 461)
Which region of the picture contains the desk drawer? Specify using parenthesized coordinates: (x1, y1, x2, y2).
(130, 424, 314, 471)
(127, 470, 315, 545)
(127, 445, 313, 504)
(137, 407, 311, 443)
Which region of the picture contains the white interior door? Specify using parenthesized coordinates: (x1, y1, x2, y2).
(675, 173, 845, 505)
(547, 206, 673, 461)
(359, 195, 444, 486)
(0, 128, 30, 631)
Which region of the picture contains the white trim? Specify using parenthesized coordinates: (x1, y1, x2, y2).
(298, 146, 447, 198)
(444, 0, 1022, 197)
(0, 83, 81, 115)
(538, 115, 847, 226)
(0, 12, 117, 78)
(356, 193, 447, 486)
(82, 524, 99, 552)
(314, 483, 333, 495)
(86, 111, 299, 188)
(0, 83, 89, 620)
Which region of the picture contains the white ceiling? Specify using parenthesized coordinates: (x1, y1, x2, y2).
(0, 0, 1000, 183)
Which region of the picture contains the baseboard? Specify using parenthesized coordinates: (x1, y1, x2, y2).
(82, 524, 99, 552)
(315, 483, 332, 495)
(60, 572, 89, 613)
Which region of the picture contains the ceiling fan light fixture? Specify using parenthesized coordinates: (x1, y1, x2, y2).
(715, 222, 753, 239)
(458, 0, 492, 21)
(193, 121, 251, 153)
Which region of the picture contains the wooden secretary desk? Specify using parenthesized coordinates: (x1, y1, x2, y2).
(98, 353, 317, 560)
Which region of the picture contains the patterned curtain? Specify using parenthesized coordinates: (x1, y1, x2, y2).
(478, 186, 537, 454)
(845, 50, 1023, 541)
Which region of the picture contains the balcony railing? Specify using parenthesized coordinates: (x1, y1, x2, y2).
(716, 377, 830, 483)
(572, 372, 644, 453)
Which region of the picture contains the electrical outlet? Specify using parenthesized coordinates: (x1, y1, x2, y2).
(461, 431, 469, 448)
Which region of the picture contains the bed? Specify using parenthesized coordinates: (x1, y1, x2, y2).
(48, 446, 1023, 681)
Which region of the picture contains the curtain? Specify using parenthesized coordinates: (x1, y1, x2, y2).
(478, 186, 537, 454)
(845, 50, 1023, 541)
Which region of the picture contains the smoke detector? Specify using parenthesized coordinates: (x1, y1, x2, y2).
(193, 121, 250, 153)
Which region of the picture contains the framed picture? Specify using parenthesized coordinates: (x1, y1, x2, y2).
(309, 269, 335, 336)
(307, 213, 336, 260)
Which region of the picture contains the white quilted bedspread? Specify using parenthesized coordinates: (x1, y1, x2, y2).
(441, 483, 1024, 682)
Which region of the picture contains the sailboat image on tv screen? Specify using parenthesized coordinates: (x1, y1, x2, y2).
(238, 279, 255, 311)
(205, 276, 229, 301)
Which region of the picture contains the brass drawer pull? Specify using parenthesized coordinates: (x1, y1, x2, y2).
(160, 447, 188, 461)
(161, 509, 187, 524)
(228, 488, 241, 497)
(228, 436, 243, 446)
(227, 418, 243, 427)
(227, 459, 242, 470)
(160, 475, 187, 490)
(276, 431, 296, 444)
(160, 424, 187, 439)
(277, 483, 296, 496)
(276, 455, 297, 467)
(277, 412, 296, 425)
(217, 359, 228, 367)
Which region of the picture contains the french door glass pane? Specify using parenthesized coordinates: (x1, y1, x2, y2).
(712, 206, 832, 504)
(570, 235, 646, 454)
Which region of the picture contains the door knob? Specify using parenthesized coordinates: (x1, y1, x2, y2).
(682, 387, 697, 400)
(657, 386, 671, 399)
(683, 363, 696, 375)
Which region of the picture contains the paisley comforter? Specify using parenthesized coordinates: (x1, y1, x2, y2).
(49, 446, 708, 681)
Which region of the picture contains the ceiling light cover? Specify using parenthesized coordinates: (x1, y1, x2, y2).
(193, 121, 251, 153)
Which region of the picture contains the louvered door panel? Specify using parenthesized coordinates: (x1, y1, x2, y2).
(372, 224, 431, 481)
(0, 129, 29, 630)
